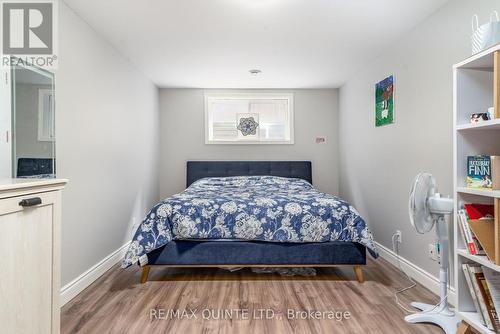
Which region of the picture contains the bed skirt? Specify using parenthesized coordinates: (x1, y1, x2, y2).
(146, 240, 366, 266)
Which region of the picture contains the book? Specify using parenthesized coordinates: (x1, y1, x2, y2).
(477, 269, 500, 331)
(462, 264, 486, 325)
(458, 209, 485, 255)
(484, 267, 500, 320)
(457, 212, 468, 248)
(467, 155, 500, 190)
(458, 209, 476, 254)
(468, 265, 495, 330)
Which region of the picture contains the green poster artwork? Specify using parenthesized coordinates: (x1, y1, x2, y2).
(375, 75, 394, 127)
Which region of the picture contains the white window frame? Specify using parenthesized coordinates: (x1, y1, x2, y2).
(204, 92, 294, 145)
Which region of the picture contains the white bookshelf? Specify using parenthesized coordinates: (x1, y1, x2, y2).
(454, 44, 500, 334)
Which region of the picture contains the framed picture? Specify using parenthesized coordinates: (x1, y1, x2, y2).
(375, 75, 394, 127)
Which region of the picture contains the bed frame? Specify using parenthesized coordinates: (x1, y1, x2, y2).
(140, 161, 366, 283)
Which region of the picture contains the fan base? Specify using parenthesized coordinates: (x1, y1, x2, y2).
(404, 302, 460, 334)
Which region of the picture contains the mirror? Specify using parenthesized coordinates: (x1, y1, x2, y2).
(11, 64, 55, 178)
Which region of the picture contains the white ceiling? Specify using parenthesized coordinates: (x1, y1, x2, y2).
(64, 0, 449, 88)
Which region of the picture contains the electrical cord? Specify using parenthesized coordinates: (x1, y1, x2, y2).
(392, 233, 450, 314)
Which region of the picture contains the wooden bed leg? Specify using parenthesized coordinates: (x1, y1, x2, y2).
(353, 266, 364, 283)
(140, 265, 150, 284)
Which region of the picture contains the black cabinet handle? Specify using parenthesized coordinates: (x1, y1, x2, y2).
(19, 197, 42, 207)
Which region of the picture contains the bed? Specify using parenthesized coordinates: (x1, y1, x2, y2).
(122, 161, 378, 283)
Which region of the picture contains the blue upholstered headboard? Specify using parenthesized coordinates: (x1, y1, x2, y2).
(186, 161, 312, 187)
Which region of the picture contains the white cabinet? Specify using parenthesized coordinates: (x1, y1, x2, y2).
(0, 179, 67, 334)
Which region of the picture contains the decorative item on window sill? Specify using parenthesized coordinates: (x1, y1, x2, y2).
(237, 116, 259, 136)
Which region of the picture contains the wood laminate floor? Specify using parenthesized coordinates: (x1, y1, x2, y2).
(61, 257, 448, 334)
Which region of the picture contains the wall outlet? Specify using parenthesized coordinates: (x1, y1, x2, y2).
(394, 230, 402, 243)
(315, 137, 327, 144)
(428, 243, 438, 261)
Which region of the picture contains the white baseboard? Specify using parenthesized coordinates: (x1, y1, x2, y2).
(60, 242, 130, 307)
(375, 241, 456, 306)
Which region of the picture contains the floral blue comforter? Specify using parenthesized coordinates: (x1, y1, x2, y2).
(122, 176, 378, 267)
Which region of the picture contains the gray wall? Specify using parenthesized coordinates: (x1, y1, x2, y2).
(159, 89, 339, 198)
(15, 84, 54, 159)
(338, 0, 499, 278)
(57, 3, 160, 286)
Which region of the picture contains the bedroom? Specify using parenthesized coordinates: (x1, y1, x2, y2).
(1, 0, 499, 333)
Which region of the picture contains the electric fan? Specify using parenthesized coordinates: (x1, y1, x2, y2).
(405, 173, 459, 334)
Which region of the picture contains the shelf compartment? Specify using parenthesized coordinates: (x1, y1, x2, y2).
(457, 199, 500, 266)
(455, 69, 493, 125)
(459, 311, 495, 334)
(454, 43, 500, 71)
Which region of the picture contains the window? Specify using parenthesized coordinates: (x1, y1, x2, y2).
(205, 93, 294, 144)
